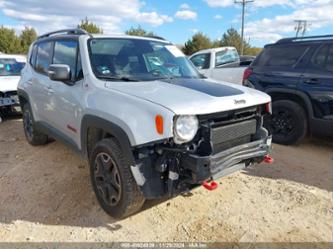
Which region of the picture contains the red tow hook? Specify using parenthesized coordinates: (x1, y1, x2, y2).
(202, 180, 218, 191)
(263, 155, 274, 164)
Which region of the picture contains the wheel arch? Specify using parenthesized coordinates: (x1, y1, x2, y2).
(80, 115, 135, 163)
(265, 88, 313, 119)
(17, 89, 30, 109)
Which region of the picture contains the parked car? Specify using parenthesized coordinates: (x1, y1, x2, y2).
(243, 35, 333, 145)
(189, 47, 254, 84)
(0, 54, 26, 122)
(18, 29, 273, 218)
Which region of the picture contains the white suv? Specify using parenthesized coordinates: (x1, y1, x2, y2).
(0, 54, 26, 122)
(18, 29, 273, 218)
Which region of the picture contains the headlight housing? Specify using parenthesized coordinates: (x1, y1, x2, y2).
(173, 115, 199, 144)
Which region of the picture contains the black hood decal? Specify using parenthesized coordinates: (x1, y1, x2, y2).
(162, 78, 243, 97)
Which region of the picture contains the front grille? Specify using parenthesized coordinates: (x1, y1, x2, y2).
(199, 106, 258, 127)
(211, 119, 257, 153)
(211, 119, 257, 145)
(196, 106, 262, 155)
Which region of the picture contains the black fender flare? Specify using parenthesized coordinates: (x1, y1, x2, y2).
(265, 88, 314, 119)
(80, 115, 135, 163)
(17, 89, 31, 109)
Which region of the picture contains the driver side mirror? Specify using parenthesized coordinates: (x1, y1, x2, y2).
(47, 64, 71, 82)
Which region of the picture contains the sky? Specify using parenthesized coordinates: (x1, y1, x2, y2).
(1, 0, 333, 47)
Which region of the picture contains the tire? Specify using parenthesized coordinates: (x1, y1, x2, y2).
(264, 100, 308, 145)
(90, 138, 145, 219)
(22, 103, 48, 146)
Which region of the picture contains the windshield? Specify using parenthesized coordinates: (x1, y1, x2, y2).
(88, 38, 202, 81)
(0, 58, 25, 76)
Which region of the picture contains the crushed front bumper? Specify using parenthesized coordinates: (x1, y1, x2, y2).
(0, 93, 21, 114)
(0, 97, 17, 107)
(181, 136, 272, 184)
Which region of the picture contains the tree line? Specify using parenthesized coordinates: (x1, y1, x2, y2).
(0, 18, 261, 56)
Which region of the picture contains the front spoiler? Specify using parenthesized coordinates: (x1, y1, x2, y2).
(182, 136, 272, 183)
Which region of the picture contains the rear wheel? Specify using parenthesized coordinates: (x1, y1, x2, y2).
(22, 103, 48, 146)
(264, 100, 307, 145)
(90, 138, 145, 219)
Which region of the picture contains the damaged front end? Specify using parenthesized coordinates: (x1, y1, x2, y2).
(131, 104, 272, 199)
(0, 91, 21, 122)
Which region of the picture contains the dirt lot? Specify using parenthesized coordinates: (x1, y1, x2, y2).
(0, 118, 332, 242)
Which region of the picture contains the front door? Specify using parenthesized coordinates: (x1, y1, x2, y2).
(47, 39, 83, 145)
(189, 53, 211, 77)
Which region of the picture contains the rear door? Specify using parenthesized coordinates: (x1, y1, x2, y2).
(30, 41, 54, 123)
(250, 44, 309, 91)
(300, 43, 333, 120)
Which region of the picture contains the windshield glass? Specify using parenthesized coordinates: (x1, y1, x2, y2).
(88, 38, 201, 81)
(0, 58, 25, 76)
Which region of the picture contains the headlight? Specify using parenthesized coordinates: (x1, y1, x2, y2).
(173, 115, 199, 144)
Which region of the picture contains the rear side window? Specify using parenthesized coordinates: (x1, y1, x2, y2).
(35, 42, 52, 74)
(215, 49, 239, 67)
(312, 44, 333, 73)
(254, 45, 308, 67)
(190, 53, 211, 69)
(53, 40, 79, 80)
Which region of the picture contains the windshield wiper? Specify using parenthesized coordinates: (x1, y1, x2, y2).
(96, 75, 139, 82)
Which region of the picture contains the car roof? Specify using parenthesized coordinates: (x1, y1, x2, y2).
(0, 54, 26, 62)
(190, 47, 236, 57)
(35, 29, 170, 44)
(90, 34, 171, 43)
(267, 34, 333, 48)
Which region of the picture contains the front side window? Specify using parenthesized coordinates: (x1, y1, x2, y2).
(88, 38, 201, 81)
(35, 42, 52, 74)
(0, 58, 25, 76)
(53, 40, 79, 80)
(254, 45, 308, 67)
(190, 53, 210, 69)
(312, 44, 333, 73)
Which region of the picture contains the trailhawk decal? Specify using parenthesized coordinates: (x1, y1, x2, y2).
(163, 78, 243, 97)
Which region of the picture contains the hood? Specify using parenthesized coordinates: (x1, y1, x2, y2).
(0, 76, 20, 93)
(104, 78, 271, 115)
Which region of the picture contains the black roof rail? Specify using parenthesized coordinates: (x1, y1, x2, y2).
(37, 28, 91, 39)
(276, 34, 333, 44)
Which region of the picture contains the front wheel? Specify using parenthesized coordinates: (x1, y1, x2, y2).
(90, 138, 145, 219)
(264, 100, 307, 145)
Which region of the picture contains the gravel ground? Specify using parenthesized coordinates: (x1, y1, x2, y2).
(0, 118, 332, 242)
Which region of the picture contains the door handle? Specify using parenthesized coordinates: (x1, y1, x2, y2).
(304, 78, 319, 84)
(27, 80, 33, 86)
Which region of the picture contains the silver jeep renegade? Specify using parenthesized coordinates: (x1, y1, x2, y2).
(18, 29, 273, 218)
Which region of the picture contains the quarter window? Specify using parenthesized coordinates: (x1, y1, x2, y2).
(30, 44, 37, 67)
(215, 49, 239, 67)
(312, 45, 333, 73)
(35, 42, 52, 74)
(53, 40, 79, 80)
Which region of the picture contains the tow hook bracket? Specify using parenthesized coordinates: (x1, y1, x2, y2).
(202, 180, 218, 191)
(263, 155, 274, 164)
